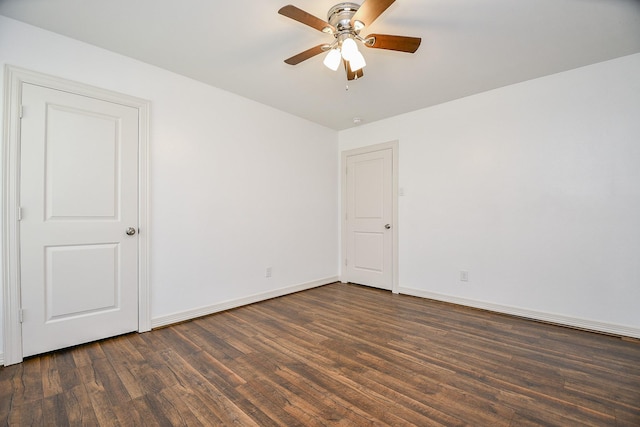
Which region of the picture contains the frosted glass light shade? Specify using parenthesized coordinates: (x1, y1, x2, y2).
(341, 38, 358, 61)
(349, 51, 366, 72)
(323, 48, 342, 71)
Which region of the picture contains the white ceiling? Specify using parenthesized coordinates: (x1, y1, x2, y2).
(2, 0, 640, 130)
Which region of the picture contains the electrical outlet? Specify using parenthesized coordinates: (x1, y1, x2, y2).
(460, 270, 469, 282)
(265, 267, 272, 278)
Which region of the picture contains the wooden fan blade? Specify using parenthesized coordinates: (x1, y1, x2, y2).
(284, 44, 327, 65)
(351, 0, 395, 28)
(278, 5, 335, 33)
(364, 34, 421, 53)
(344, 60, 364, 81)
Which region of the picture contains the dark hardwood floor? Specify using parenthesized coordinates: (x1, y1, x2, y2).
(1, 283, 639, 426)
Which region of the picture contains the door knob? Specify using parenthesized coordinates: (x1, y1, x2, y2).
(126, 227, 137, 236)
(384, 224, 391, 229)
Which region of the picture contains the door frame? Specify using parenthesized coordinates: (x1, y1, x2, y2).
(340, 141, 399, 293)
(2, 65, 151, 365)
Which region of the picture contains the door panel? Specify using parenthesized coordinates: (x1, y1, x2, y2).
(46, 244, 118, 319)
(20, 83, 139, 357)
(46, 105, 119, 219)
(345, 148, 393, 290)
(353, 232, 384, 272)
(354, 158, 384, 218)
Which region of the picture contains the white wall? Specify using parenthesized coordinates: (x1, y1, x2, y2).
(340, 53, 640, 336)
(0, 16, 339, 357)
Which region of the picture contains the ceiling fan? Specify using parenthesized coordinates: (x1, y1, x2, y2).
(278, 0, 421, 81)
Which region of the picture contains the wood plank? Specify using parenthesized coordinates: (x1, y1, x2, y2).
(40, 353, 63, 398)
(62, 384, 100, 425)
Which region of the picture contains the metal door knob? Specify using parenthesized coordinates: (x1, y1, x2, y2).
(384, 224, 391, 229)
(126, 227, 137, 236)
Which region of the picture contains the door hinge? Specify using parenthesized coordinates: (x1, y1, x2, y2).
(19, 309, 24, 323)
(19, 105, 24, 119)
(17, 206, 22, 221)
(345, 259, 348, 266)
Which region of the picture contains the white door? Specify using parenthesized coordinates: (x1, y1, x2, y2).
(19, 83, 139, 357)
(345, 148, 394, 290)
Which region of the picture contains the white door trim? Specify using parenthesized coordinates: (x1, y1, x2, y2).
(341, 141, 399, 293)
(2, 65, 151, 365)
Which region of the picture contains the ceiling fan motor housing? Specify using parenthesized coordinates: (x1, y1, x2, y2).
(327, 2, 360, 32)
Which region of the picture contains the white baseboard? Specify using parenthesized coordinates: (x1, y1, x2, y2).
(151, 277, 338, 329)
(0, 352, 3, 365)
(398, 286, 640, 339)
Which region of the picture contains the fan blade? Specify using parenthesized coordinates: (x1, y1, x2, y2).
(284, 44, 327, 65)
(351, 0, 395, 28)
(344, 60, 364, 81)
(364, 34, 421, 53)
(278, 5, 335, 33)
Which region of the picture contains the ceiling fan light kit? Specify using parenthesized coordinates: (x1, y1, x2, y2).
(323, 48, 343, 71)
(340, 37, 359, 60)
(349, 51, 367, 72)
(279, 0, 421, 81)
